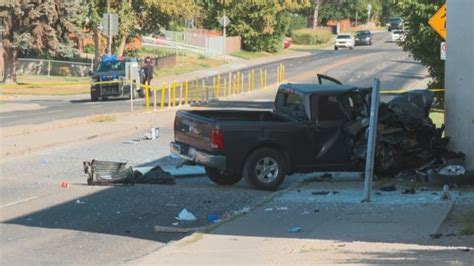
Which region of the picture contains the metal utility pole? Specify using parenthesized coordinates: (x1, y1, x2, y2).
(356, 11, 358, 27)
(361, 78, 380, 203)
(107, 0, 112, 55)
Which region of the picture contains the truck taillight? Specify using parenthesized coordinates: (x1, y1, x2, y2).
(210, 129, 224, 150)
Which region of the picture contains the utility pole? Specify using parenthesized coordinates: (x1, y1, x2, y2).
(107, 0, 112, 55)
(356, 11, 358, 27)
(223, 9, 226, 62)
(312, 0, 320, 28)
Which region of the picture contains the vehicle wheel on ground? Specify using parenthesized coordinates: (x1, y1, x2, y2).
(374, 143, 399, 176)
(205, 167, 243, 185)
(243, 148, 287, 191)
(90, 91, 99, 102)
(349, 46, 354, 50)
(369, 40, 372, 45)
(138, 88, 145, 98)
(102, 97, 108, 101)
(334, 46, 338, 50)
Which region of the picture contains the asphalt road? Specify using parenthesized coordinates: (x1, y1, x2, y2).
(0, 32, 432, 265)
(0, 32, 428, 127)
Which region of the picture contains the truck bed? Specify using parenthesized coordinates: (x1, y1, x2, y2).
(183, 110, 289, 122)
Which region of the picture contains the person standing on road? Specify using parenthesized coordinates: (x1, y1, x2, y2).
(142, 56, 154, 86)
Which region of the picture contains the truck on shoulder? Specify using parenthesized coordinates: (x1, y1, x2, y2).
(89, 56, 143, 101)
(170, 75, 379, 190)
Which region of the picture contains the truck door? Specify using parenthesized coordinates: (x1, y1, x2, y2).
(317, 74, 343, 85)
(310, 94, 351, 168)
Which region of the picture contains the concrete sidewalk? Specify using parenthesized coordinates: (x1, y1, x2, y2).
(130, 181, 473, 265)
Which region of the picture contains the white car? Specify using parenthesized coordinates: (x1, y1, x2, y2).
(391, 30, 405, 42)
(334, 34, 354, 50)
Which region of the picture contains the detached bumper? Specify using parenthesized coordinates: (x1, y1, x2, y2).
(170, 142, 227, 171)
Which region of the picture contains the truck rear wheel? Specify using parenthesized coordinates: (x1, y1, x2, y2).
(90, 90, 99, 102)
(243, 148, 287, 191)
(205, 167, 242, 185)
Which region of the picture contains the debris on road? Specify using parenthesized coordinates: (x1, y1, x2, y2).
(401, 187, 416, 194)
(276, 207, 289, 211)
(83, 160, 175, 185)
(311, 191, 339, 196)
(207, 214, 219, 223)
(145, 127, 160, 140)
(60, 181, 70, 188)
(176, 209, 197, 221)
(234, 207, 251, 215)
(264, 208, 274, 212)
(441, 184, 450, 200)
(123, 139, 140, 145)
(288, 226, 302, 233)
(75, 199, 85, 205)
(379, 184, 397, 192)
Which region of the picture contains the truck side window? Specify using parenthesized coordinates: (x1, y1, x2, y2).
(317, 96, 346, 121)
(275, 92, 307, 120)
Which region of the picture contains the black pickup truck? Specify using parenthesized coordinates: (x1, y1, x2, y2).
(171, 75, 377, 190)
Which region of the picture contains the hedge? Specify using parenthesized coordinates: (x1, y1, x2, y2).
(291, 28, 333, 45)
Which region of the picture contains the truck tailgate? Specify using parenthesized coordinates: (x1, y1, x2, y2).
(174, 111, 214, 152)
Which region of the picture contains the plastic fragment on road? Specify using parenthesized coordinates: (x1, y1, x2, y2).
(288, 226, 302, 233)
(276, 207, 288, 211)
(75, 199, 85, 205)
(176, 208, 197, 221)
(207, 214, 219, 223)
(302, 210, 309, 215)
(60, 181, 69, 188)
(234, 207, 250, 215)
(172, 222, 179, 226)
(145, 127, 160, 140)
(264, 208, 273, 212)
(123, 139, 140, 144)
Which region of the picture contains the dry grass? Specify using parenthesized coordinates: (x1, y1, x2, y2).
(152, 54, 225, 78)
(87, 114, 116, 123)
(460, 212, 474, 235)
(1, 75, 90, 95)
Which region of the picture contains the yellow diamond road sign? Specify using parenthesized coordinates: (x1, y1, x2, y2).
(428, 3, 446, 40)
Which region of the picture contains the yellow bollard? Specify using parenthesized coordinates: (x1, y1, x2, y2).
(153, 85, 157, 111)
(145, 81, 150, 112)
(264, 70, 267, 88)
(217, 74, 221, 97)
(179, 82, 183, 106)
(260, 68, 264, 89)
(213, 76, 216, 98)
(168, 83, 172, 109)
(185, 80, 189, 105)
(172, 81, 177, 107)
(228, 72, 232, 96)
(223, 78, 227, 98)
(282, 64, 285, 82)
(160, 82, 166, 109)
(202, 79, 206, 102)
(248, 72, 251, 92)
(194, 80, 198, 103)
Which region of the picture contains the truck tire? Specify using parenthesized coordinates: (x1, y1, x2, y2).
(91, 90, 99, 102)
(243, 148, 287, 191)
(205, 167, 242, 185)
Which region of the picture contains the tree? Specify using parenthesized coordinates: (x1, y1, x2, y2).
(395, 0, 444, 89)
(1, 0, 81, 84)
(203, 0, 310, 52)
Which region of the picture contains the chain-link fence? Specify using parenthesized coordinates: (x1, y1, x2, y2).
(17, 58, 93, 77)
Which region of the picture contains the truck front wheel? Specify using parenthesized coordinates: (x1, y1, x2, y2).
(90, 90, 99, 102)
(205, 167, 242, 185)
(243, 148, 287, 191)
